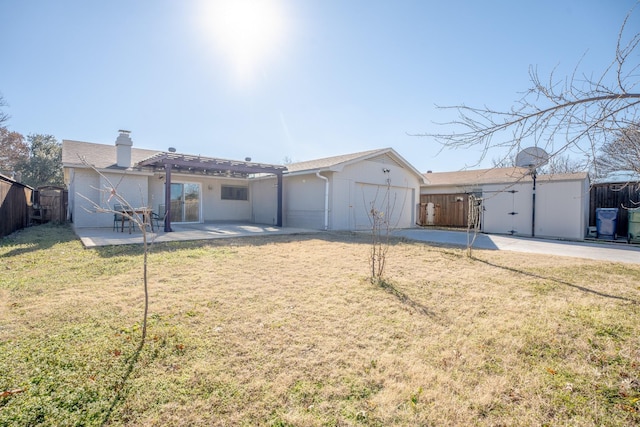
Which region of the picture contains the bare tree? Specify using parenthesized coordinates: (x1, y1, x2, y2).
(0, 94, 9, 127)
(491, 154, 517, 169)
(367, 184, 394, 283)
(75, 160, 162, 423)
(364, 178, 408, 283)
(545, 154, 588, 175)
(466, 194, 482, 257)
(77, 170, 152, 354)
(492, 152, 586, 174)
(423, 8, 640, 174)
(596, 124, 640, 178)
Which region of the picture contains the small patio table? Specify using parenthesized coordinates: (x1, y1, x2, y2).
(119, 207, 153, 233)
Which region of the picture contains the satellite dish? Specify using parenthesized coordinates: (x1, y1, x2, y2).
(516, 147, 549, 170)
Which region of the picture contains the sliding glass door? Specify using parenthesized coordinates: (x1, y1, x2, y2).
(170, 182, 200, 223)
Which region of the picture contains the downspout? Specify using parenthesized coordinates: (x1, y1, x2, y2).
(276, 172, 283, 227)
(316, 171, 329, 231)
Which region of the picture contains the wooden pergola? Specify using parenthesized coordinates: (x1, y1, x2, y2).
(138, 152, 287, 232)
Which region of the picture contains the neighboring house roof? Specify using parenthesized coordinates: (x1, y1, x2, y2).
(592, 170, 640, 184)
(423, 167, 588, 187)
(62, 140, 160, 169)
(287, 147, 427, 183)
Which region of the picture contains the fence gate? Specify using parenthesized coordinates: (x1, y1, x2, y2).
(418, 193, 468, 227)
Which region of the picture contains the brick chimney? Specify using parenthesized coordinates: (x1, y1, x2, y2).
(115, 130, 133, 168)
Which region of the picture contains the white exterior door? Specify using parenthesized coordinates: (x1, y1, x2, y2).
(482, 183, 532, 236)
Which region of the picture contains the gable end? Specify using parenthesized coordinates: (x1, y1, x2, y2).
(367, 153, 404, 168)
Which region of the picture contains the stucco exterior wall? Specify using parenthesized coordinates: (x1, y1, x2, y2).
(535, 179, 588, 240)
(102, 172, 150, 228)
(102, 172, 150, 209)
(283, 174, 326, 229)
(148, 176, 165, 215)
(250, 177, 278, 225)
(68, 168, 100, 227)
(68, 169, 150, 228)
(191, 177, 251, 222)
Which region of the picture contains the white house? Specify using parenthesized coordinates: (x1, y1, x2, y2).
(62, 132, 425, 232)
(421, 167, 590, 240)
(63, 131, 590, 239)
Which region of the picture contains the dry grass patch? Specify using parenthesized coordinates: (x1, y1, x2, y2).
(1, 224, 640, 426)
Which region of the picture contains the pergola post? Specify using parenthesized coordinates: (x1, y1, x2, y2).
(164, 163, 172, 232)
(276, 172, 283, 227)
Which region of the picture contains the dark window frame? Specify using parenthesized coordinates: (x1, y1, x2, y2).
(221, 185, 248, 201)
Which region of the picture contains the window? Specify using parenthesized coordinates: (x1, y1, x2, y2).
(221, 185, 248, 201)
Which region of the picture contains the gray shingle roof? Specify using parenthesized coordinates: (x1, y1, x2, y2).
(285, 148, 386, 173)
(62, 140, 161, 169)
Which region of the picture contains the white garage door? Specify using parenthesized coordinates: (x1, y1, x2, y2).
(353, 183, 413, 230)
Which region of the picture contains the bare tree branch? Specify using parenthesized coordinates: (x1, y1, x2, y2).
(0, 94, 9, 127)
(596, 124, 640, 178)
(75, 156, 153, 353)
(418, 6, 640, 172)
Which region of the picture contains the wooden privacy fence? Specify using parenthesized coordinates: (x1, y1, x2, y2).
(419, 193, 469, 227)
(589, 182, 640, 238)
(0, 180, 68, 238)
(35, 186, 68, 224)
(0, 176, 33, 238)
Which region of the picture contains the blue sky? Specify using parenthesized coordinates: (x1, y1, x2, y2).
(1, 0, 636, 172)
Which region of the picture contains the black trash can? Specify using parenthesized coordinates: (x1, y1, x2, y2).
(596, 208, 618, 240)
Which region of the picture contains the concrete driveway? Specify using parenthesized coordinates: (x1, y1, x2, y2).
(393, 228, 640, 264)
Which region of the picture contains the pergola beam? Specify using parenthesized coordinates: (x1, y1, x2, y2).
(139, 153, 286, 176)
(137, 152, 287, 231)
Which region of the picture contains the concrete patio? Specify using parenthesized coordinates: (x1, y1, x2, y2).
(74, 222, 320, 248)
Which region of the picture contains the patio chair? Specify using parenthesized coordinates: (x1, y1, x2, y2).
(113, 204, 132, 233)
(151, 210, 166, 231)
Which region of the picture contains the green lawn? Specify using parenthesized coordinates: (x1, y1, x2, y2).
(1, 223, 640, 426)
